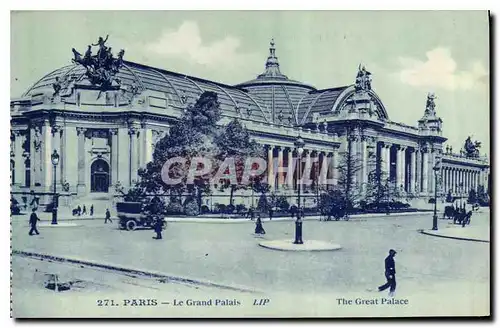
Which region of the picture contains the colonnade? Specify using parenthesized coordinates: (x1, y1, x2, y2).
(263, 145, 339, 191)
(441, 166, 484, 195)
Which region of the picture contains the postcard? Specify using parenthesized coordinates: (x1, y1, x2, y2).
(10, 10, 490, 318)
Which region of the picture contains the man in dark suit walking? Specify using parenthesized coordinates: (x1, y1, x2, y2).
(378, 249, 397, 296)
(104, 208, 112, 223)
(29, 208, 40, 236)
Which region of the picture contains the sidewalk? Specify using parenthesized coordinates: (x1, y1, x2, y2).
(420, 222, 489, 243)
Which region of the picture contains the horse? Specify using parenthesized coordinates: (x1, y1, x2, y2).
(443, 206, 456, 220)
(461, 211, 473, 227)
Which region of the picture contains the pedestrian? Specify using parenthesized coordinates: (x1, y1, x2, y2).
(152, 216, 164, 240)
(378, 249, 397, 297)
(29, 207, 40, 236)
(268, 207, 274, 221)
(255, 213, 266, 234)
(82, 205, 87, 216)
(77, 205, 82, 216)
(90, 205, 94, 217)
(104, 208, 112, 224)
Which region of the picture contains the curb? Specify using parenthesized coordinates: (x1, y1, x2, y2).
(419, 229, 489, 243)
(12, 249, 260, 294)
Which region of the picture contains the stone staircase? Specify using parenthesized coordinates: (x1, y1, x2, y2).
(58, 192, 117, 218)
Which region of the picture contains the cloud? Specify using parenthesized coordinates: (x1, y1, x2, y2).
(145, 21, 255, 68)
(397, 48, 488, 91)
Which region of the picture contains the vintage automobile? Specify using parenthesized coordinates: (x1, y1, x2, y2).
(116, 201, 166, 231)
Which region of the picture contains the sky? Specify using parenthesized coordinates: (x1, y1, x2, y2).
(10, 11, 490, 155)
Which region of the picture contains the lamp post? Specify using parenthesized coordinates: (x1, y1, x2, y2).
(294, 136, 305, 245)
(51, 150, 60, 225)
(432, 158, 441, 231)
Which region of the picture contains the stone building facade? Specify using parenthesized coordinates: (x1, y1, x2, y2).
(10, 40, 490, 208)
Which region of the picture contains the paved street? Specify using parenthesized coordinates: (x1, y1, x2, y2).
(11, 211, 490, 297)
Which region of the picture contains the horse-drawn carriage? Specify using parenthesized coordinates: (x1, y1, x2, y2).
(442, 205, 473, 227)
(320, 204, 349, 221)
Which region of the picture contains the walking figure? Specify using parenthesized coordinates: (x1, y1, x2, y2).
(268, 207, 274, 221)
(29, 208, 40, 236)
(77, 205, 82, 216)
(378, 249, 397, 297)
(152, 216, 164, 240)
(255, 214, 266, 234)
(90, 205, 94, 217)
(104, 208, 112, 224)
(82, 205, 87, 216)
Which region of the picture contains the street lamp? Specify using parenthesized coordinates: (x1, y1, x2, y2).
(51, 150, 60, 225)
(294, 136, 305, 245)
(432, 158, 442, 231)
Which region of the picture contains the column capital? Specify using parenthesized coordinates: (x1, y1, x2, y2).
(13, 130, 23, 137)
(51, 125, 63, 134)
(110, 128, 119, 135)
(128, 127, 139, 135)
(76, 127, 87, 135)
(380, 141, 391, 149)
(395, 144, 407, 151)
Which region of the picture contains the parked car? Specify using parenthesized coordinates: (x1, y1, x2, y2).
(116, 201, 166, 231)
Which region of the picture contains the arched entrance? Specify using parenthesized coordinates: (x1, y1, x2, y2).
(90, 159, 109, 192)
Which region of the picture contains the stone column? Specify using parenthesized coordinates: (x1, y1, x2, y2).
(141, 127, 152, 167)
(361, 136, 368, 193)
(410, 149, 416, 194)
(13, 131, 25, 186)
(396, 146, 404, 189)
(331, 148, 339, 187)
(428, 148, 435, 194)
(381, 143, 391, 179)
(77, 127, 87, 193)
(51, 125, 62, 189)
(41, 121, 53, 191)
(287, 148, 294, 189)
(304, 150, 312, 190)
(349, 136, 357, 185)
(415, 149, 421, 192)
(320, 151, 328, 186)
(422, 148, 429, 194)
(266, 145, 274, 189)
(110, 129, 119, 186)
(30, 127, 37, 187)
(454, 169, 458, 193)
(474, 171, 478, 191)
(277, 146, 284, 189)
(129, 127, 139, 185)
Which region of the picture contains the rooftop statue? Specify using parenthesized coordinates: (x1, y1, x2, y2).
(424, 93, 437, 116)
(463, 136, 481, 158)
(354, 64, 372, 92)
(71, 35, 125, 89)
